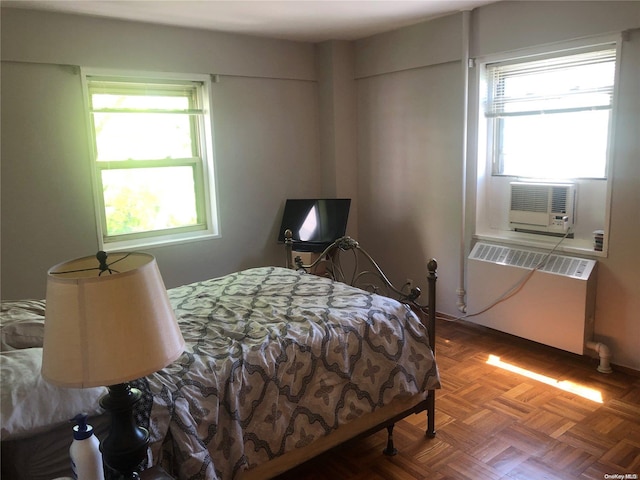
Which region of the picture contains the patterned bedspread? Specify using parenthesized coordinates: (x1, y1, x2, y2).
(142, 266, 440, 480)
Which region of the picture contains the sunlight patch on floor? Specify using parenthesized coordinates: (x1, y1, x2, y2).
(486, 354, 603, 403)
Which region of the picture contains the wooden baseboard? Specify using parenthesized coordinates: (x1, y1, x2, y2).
(610, 362, 640, 377)
(435, 312, 640, 377)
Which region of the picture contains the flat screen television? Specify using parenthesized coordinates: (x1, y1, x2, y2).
(277, 198, 351, 253)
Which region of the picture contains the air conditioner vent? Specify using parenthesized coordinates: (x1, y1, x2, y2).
(469, 243, 594, 280)
(511, 184, 549, 213)
(551, 186, 569, 214)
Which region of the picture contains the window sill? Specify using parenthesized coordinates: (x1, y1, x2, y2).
(101, 231, 220, 252)
(473, 229, 607, 259)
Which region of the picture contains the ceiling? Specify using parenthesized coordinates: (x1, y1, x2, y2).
(2, 0, 497, 43)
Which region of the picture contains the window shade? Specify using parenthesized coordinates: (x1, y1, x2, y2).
(485, 48, 616, 118)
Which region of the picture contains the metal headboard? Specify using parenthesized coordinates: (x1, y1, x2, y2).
(283, 229, 438, 353)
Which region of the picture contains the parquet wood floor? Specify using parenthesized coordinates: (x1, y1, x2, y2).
(275, 318, 640, 480)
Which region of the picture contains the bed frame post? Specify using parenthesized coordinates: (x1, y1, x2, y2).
(284, 229, 293, 269)
(426, 258, 438, 439)
(383, 424, 398, 456)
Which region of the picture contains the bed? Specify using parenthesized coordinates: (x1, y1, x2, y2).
(1, 235, 440, 480)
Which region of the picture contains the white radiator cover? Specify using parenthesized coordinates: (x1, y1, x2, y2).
(467, 242, 598, 355)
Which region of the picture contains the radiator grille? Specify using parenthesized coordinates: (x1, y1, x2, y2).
(467, 241, 597, 355)
(469, 243, 593, 280)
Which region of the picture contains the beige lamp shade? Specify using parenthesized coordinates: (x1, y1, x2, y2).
(42, 252, 185, 388)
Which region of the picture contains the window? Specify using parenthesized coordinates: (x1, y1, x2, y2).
(485, 46, 616, 179)
(475, 38, 620, 255)
(83, 70, 219, 250)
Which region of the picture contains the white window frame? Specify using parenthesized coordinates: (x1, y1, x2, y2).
(474, 35, 621, 256)
(486, 46, 616, 179)
(81, 68, 220, 251)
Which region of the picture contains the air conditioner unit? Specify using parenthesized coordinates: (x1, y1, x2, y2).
(509, 182, 576, 236)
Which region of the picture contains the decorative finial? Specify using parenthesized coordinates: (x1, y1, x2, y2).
(97, 251, 112, 275)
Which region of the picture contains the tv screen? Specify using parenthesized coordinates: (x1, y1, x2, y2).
(278, 198, 351, 252)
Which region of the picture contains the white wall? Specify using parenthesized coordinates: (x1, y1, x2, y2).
(472, 1, 640, 371)
(316, 41, 359, 237)
(353, 1, 640, 370)
(356, 59, 464, 314)
(1, 8, 323, 298)
(1, 9, 315, 80)
(355, 13, 467, 329)
(2, 3, 639, 371)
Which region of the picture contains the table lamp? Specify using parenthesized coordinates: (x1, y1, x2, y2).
(42, 251, 185, 479)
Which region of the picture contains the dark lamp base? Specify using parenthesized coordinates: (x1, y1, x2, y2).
(100, 383, 149, 479)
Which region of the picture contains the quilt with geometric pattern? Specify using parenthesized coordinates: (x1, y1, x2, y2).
(141, 266, 440, 480)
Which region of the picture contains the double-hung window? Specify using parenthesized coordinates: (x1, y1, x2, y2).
(476, 39, 620, 254)
(485, 46, 616, 179)
(83, 70, 219, 250)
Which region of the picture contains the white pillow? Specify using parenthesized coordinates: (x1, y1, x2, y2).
(1, 320, 45, 350)
(1, 348, 107, 440)
(1, 300, 46, 351)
